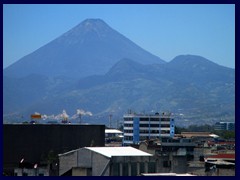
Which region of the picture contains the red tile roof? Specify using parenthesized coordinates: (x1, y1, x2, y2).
(207, 154, 235, 160)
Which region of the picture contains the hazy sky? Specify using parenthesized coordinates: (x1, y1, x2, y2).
(3, 4, 235, 69)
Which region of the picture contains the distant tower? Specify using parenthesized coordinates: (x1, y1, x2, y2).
(79, 113, 82, 124)
(109, 114, 112, 128)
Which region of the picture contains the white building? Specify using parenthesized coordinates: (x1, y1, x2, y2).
(105, 129, 123, 138)
(123, 112, 174, 146)
(58, 147, 154, 176)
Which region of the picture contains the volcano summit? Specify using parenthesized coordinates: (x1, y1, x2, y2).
(4, 19, 165, 78)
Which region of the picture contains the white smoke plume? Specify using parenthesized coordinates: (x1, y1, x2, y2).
(33, 109, 92, 121)
(77, 109, 93, 116)
(71, 109, 93, 119)
(46, 110, 69, 120)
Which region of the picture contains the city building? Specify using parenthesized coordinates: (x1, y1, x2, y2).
(180, 132, 219, 147)
(134, 137, 196, 174)
(58, 147, 156, 176)
(3, 124, 105, 176)
(14, 166, 49, 176)
(105, 129, 123, 146)
(214, 122, 235, 131)
(123, 112, 174, 146)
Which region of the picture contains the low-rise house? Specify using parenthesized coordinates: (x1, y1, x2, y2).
(204, 154, 235, 176)
(135, 137, 196, 174)
(105, 129, 123, 144)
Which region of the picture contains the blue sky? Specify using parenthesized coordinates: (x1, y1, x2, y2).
(3, 4, 235, 69)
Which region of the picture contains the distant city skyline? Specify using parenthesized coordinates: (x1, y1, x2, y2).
(3, 4, 235, 69)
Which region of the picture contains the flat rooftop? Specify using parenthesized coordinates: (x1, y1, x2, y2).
(85, 147, 152, 158)
(105, 129, 123, 134)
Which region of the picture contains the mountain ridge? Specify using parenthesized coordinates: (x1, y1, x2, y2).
(3, 18, 235, 126)
(3, 55, 235, 126)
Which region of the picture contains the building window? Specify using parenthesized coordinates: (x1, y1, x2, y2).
(150, 124, 159, 127)
(122, 163, 128, 176)
(161, 124, 170, 128)
(139, 124, 149, 127)
(161, 130, 170, 134)
(163, 161, 171, 168)
(131, 162, 137, 176)
(124, 124, 133, 127)
(150, 118, 160, 122)
(161, 118, 170, 122)
(139, 130, 149, 134)
(124, 130, 133, 133)
(112, 163, 119, 176)
(124, 136, 133, 141)
(140, 162, 145, 174)
(124, 118, 133, 121)
(150, 130, 159, 134)
(140, 118, 149, 122)
(148, 162, 156, 173)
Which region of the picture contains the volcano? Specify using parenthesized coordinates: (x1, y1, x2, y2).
(3, 19, 165, 78)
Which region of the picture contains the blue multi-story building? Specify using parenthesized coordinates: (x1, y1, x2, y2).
(123, 112, 174, 146)
(214, 122, 235, 131)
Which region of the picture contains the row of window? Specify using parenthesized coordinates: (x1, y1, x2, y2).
(111, 162, 156, 176)
(124, 124, 172, 128)
(124, 124, 133, 127)
(124, 130, 172, 134)
(161, 130, 170, 134)
(125, 124, 171, 127)
(124, 117, 173, 122)
(124, 136, 133, 141)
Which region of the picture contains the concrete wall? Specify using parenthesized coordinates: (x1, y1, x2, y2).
(72, 167, 92, 176)
(91, 152, 110, 176)
(59, 150, 78, 176)
(111, 156, 155, 176)
(77, 148, 92, 168)
(156, 155, 171, 173)
(171, 156, 188, 173)
(3, 124, 105, 175)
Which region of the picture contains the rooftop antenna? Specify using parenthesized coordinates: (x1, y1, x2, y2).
(109, 114, 112, 128)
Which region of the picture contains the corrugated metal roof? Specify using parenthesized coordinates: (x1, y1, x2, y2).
(85, 147, 152, 158)
(206, 160, 235, 165)
(181, 132, 212, 138)
(207, 154, 235, 160)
